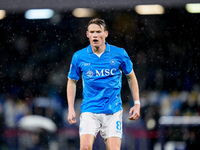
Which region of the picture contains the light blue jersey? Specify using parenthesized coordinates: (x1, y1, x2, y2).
(68, 42, 133, 114)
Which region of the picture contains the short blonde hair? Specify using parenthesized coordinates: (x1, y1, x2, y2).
(87, 18, 107, 31)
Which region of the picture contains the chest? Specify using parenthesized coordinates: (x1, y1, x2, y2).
(79, 53, 122, 77)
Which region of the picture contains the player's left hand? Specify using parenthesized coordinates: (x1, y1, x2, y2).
(128, 104, 140, 120)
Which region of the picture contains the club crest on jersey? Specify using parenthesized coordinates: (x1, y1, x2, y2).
(110, 59, 116, 65)
(86, 70, 94, 78)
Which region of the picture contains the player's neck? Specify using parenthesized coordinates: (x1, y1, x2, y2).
(92, 44, 106, 55)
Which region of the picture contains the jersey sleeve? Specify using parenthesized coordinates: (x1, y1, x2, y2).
(68, 53, 81, 81)
(120, 49, 133, 75)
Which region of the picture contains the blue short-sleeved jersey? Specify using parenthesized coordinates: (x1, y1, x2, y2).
(68, 42, 133, 114)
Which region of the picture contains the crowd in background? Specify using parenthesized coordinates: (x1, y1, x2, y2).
(0, 8, 200, 149)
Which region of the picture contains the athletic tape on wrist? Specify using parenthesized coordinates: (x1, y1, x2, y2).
(134, 100, 140, 105)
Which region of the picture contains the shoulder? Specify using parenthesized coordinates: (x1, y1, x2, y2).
(73, 47, 88, 58)
(109, 44, 127, 55)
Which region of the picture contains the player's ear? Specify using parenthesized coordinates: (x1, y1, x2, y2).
(86, 31, 89, 38)
(105, 31, 108, 38)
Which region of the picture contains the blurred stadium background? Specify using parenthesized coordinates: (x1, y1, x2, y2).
(1, 0, 200, 150)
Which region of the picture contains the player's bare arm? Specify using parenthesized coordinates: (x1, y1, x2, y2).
(67, 78, 77, 124)
(126, 70, 140, 120)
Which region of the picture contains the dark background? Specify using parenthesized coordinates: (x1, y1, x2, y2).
(0, 1, 200, 149)
(0, 8, 200, 100)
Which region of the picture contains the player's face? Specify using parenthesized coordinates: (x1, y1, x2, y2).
(86, 24, 108, 49)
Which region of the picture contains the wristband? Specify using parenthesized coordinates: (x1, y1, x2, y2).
(134, 100, 140, 105)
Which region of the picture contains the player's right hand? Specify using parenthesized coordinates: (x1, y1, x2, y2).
(68, 110, 76, 124)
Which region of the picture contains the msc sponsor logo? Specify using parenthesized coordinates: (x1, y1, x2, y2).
(86, 68, 117, 78)
(96, 68, 116, 76)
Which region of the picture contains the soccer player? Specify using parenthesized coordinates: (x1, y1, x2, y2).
(67, 18, 140, 150)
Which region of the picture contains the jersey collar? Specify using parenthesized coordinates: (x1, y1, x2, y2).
(87, 42, 110, 54)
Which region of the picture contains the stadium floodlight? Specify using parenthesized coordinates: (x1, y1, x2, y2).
(25, 9, 54, 19)
(0, 10, 6, 20)
(72, 8, 95, 18)
(186, 3, 200, 13)
(135, 4, 164, 15)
